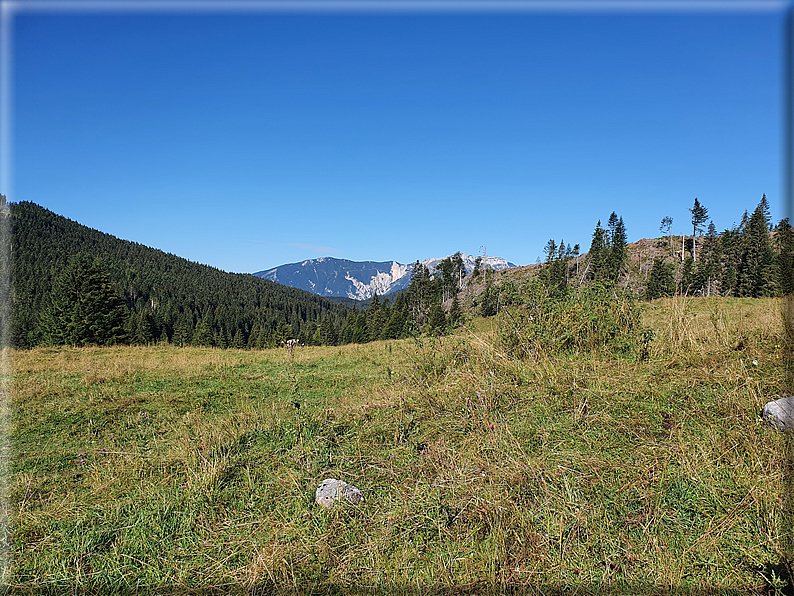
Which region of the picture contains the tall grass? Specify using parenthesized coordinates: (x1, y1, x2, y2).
(6, 297, 793, 593)
(498, 281, 651, 361)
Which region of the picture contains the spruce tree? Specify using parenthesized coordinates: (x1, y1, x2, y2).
(448, 293, 463, 327)
(428, 303, 447, 335)
(40, 254, 128, 346)
(381, 309, 406, 340)
(352, 312, 368, 343)
(318, 316, 338, 346)
(366, 293, 383, 341)
(738, 195, 776, 297)
(689, 198, 709, 260)
(646, 258, 675, 300)
(479, 277, 498, 317)
(587, 220, 608, 282)
(192, 319, 213, 346)
(774, 218, 794, 296)
(608, 217, 628, 282)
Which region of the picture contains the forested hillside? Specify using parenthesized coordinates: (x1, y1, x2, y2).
(9, 202, 351, 349)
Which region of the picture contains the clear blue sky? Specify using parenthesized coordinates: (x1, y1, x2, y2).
(7, 3, 788, 273)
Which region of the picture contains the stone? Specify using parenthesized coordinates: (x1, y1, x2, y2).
(761, 396, 794, 434)
(315, 478, 364, 508)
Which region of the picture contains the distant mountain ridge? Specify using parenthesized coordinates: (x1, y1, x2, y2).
(254, 254, 516, 300)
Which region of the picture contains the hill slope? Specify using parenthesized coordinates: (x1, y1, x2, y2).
(10, 202, 351, 348)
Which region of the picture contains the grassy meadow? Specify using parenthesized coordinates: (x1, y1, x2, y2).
(5, 296, 794, 594)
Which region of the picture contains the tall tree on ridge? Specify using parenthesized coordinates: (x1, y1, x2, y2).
(608, 216, 628, 282)
(689, 198, 709, 261)
(660, 216, 673, 256)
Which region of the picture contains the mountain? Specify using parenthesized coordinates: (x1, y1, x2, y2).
(254, 254, 516, 300)
(9, 202, 352, 348)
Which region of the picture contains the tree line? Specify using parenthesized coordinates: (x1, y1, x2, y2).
(9, 194, 792, 350)
(525, 194, 791, 304)
(645, 195, 792, 299)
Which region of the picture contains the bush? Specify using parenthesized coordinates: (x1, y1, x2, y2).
(500, 280, 651, 359)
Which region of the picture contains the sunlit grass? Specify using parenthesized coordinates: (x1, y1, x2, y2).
(7, 297, 793, 593)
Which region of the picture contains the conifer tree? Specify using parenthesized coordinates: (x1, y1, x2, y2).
(689, 198, 709, 260)
(587, 220, 609, 282)
(172, 312, 193, 347)
(451, 252, 466, 289)
(407, 262, 432, 326)
(191, 319, 213, 346)
(318, 316, 338, 345)
(351, 312, 368, 343)
(660, 216, 673, 255)
(381, 309, 406, 340)
(133, 310, 155, 345)
(428, 303, 447, 335)
(738, 195, 776, 297)
(479, 276, 498, 317)
(247, 323, 262, 350)
(448, 293, 463, 327)
(40, 254, 128, 346)
(774, 218, 794, 296)
(366, 293, 385, 341)
(276, 320, 293, 342)
(608, 217, 628, 282)
(340, 311, 357, 344)
(646, 258, 675, 300)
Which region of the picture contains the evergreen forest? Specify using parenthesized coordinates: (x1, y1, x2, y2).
(8, 202, 352, 349)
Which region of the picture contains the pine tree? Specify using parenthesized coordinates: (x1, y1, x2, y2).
(406, 262, 432, 327)
(276, 320, 293, 342)
(40, 254, 128, 346)
(133, 310, 155, 345)
(451, 252, 466, 289)
(340, 311, 357, 344)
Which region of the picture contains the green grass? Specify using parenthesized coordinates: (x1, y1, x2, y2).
(6, 297, 794, 594)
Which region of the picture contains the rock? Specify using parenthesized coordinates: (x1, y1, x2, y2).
(315, 478, 364, 508)
(761, 396, 794, 434)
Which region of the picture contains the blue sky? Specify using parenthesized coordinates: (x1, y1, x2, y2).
(6, 2, 788, 272)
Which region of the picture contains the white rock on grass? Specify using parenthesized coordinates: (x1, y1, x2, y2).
(761, 396, 794, 434)
(315, 478, 364, 508)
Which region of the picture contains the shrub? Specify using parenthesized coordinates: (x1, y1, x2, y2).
(499, 280, 651, 359)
